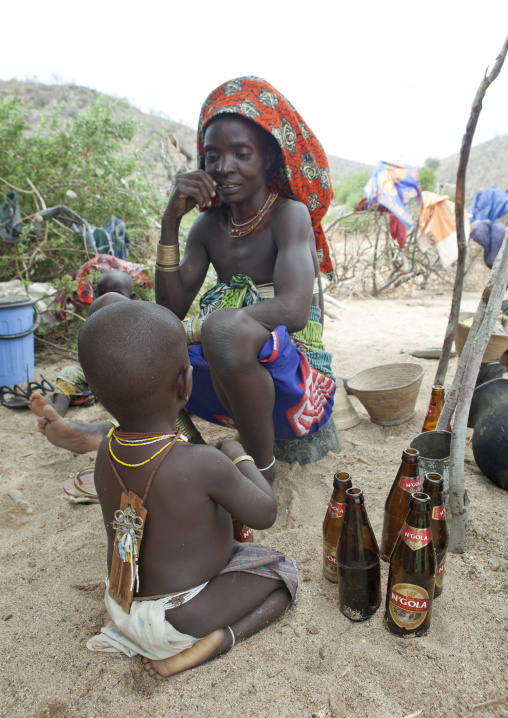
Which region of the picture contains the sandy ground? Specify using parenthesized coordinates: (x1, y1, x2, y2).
(1, 288, 507, 718)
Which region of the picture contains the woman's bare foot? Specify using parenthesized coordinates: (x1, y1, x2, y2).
(141, 628, 230, 680)
(260, 464, 276, 486)
(28, 391, 52, 419)
(28, 392, 109, 453)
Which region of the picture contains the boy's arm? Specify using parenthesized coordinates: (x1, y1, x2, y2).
(205, 441, 277, 530)
(242, 200, 316, 333)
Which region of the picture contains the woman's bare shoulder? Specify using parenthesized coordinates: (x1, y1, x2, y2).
(271, 196, 312, 223)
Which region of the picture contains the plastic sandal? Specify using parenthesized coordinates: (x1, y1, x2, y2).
(28, 375, 55, 396)
(0, 385, 30, 409)
(63, 467, 99, 504)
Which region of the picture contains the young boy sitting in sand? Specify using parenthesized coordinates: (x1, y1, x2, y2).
(80, 300, 298, 679)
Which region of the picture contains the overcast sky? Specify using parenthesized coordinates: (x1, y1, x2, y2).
(2, 1, 507, 167)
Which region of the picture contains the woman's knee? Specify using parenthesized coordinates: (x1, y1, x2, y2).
(201, 309, 264, 370)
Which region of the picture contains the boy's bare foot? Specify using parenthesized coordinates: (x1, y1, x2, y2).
(29, 392, 108, 453)
(141, 628, 229, 680)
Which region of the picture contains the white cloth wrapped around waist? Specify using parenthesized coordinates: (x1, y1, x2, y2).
(86, 579, 207, 660)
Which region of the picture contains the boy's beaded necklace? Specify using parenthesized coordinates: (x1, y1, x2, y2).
(107, 427, 182, 613)
(108, 427, 185, 468)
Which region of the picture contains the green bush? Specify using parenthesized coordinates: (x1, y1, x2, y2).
(333, 171, 371, 211)
(419, 166, 436, 192)
(0, 96, 164, 281)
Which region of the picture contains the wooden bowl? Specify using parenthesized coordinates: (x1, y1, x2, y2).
(347, 363, 425, 426)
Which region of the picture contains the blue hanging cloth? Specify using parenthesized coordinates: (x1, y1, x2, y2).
(364, 162, 422, 227)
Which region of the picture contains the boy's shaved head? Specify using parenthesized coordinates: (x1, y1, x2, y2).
(88, 291, 130, 317)
(96, 270, 134, 298)
(78, 302, 188, 422)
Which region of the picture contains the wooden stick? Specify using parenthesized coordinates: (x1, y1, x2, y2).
(35, 336, 78, 358)
(434, 35, 508, 387)
(472, 694, 508, 709)
(26, 178, 47, 211)
(432, 35, 508, 553)
(439, 228, 508, 553)
(0, 176, 36, 194)
(323, 211, 357, 233)
(323, 293, 350, 311)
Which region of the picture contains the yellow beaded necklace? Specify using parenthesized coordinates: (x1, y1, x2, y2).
(108, 427, 184, 468)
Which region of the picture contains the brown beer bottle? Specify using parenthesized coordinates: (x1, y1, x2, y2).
(336, 487, 381, 621)
(380, 448, 421, 561)
(232, 520, 253, 543)
(323, 471, 352, 582)
(385, 492, 436, 636)
(422, 472, 449, 598)
(421, 385, 450, 433)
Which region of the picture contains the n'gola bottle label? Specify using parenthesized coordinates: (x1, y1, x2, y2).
(432, 504, 446, 520)
(399, 475, 421, 493)
(436, 555, 446, 588)
(400, 523, 432, 551)
(389, 583, 431, 629)
(323, 540, 338, 581)
(328, 498, 345, 518)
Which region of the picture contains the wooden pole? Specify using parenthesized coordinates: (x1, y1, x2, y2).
(434, 35, 508, 552)
(434, 35, 508, 387)
(438, 227, 508, 552)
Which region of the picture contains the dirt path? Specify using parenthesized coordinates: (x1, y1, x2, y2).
(1, 289, 506, 718)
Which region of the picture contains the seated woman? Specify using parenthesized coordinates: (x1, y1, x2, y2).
(31, 77, 337, 483)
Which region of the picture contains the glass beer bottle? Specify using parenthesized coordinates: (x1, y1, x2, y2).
(385, 492, 436, 636)
(323, 472, 352, 582)
(380, 448, 421, 561)
(336, 487, 381, 621)
(422, 472, 449, 598)
(422, 385, 449, 433)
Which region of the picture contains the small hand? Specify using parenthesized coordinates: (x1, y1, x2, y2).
(215, 439, 245, 462)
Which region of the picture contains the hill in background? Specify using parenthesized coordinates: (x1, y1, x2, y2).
(0, 80, 373, 189)
(436, 134, 508, 196)
(1, 80, 507, 198)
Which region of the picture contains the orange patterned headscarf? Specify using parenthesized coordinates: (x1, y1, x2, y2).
(197, 77, 335, 280)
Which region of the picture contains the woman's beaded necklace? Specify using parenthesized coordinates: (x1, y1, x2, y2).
(228, 192, 278, 238)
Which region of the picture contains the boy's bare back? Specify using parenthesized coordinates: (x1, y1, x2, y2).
(95, 438, 276, 598)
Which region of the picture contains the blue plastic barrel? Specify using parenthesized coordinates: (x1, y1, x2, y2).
(0, 296, 39, 387)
